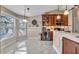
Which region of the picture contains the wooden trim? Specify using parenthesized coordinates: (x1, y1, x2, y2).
(42, 14, 63, 16)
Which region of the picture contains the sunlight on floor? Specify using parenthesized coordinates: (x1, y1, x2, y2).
(14, 41, 27, 54)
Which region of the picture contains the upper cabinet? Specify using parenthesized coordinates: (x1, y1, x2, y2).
(42, 14, 68, 26)
(63, 15, 68, 26)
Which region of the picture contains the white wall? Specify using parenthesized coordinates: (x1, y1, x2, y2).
(27, 15, 42, 40)
(27, 15, 42, 27)
(68, 10, 73, 32)
(72, 8, 79, 32)
(75, 8, 79, 32)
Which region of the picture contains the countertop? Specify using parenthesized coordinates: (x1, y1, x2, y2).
(54, 30, 79, 43)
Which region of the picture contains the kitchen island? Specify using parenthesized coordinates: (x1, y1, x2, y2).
(53, 30, 79, 54)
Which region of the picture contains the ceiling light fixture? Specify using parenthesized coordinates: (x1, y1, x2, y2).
(26, 7, 32, 17)
(64, 5, 69, 15)
(57, 5, 61, 19)
(23, 6, 28, 23)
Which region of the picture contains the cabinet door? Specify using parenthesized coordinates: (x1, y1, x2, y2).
(76, 46, 79, 54)
(62, 38, 70, 54)
(54, 15, 57, 26)
(48, 15, 52, 26)
(52, 15, 55, 26)
(68, 40, 77, 54)
(63, 15, 68, 26)
(48, 15, 55, 26)
(50, 31, 53, 41)
(62, 37, 78, 54)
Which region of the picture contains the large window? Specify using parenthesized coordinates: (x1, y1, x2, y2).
(0, 15, 15, 38)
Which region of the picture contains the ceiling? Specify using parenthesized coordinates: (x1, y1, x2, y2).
(4, 5, 74, 16)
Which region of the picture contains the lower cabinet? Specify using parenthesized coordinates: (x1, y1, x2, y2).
(76, 46, 79, 54)
(49, 31, 53, 41)
(62, 37, 79, 54)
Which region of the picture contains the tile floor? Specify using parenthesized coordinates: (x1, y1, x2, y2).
(14, 37, 57, 54)
(14, 41, 27, 54)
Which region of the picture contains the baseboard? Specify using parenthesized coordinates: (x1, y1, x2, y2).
(53, 45, 60, 54)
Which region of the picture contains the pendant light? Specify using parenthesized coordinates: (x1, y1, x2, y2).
(57, 5, 61, 19)
(23, 6, 28, 23)
(26, 7, 32, 16)
(57, 14, 61, 19)
(64, 5, 69, 15)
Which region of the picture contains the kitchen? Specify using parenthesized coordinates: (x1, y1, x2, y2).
(0, 5, 79, 54)
(41, 5, 79, 54)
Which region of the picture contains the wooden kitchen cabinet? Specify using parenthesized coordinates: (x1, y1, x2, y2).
(63, 15, 68, 26)
(49, 31, 53, 41)
(76, 46, 79, 54)
(42, 15, 49, 26)
(42, 14, 68, 26)
(54, 15, 64, 26)
(62, 37, 79, 54)
(42, 14, 54, 26)
(49, 15, 53, 26)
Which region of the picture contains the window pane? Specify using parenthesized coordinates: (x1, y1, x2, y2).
(0, 15, 15, 39)
(19, 19, 26, 36)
